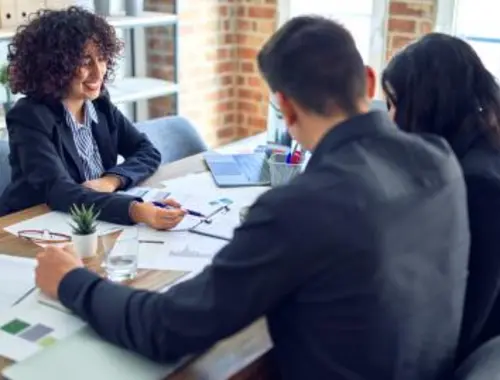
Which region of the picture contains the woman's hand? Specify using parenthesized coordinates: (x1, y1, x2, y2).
(130, 199, 186, 230)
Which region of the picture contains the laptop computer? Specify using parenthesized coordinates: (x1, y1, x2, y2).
(203, 152, 271, 187)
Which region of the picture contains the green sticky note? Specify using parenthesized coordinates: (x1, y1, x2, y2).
(38, 336, 57, 347)
(1, 319, 30, 335)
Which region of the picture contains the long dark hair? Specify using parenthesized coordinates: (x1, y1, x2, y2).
(382, 33, 500, 145)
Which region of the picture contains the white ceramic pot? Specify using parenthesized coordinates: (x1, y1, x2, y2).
(71, 232, 98, 258)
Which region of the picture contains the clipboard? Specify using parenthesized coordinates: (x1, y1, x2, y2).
(188, 203, 238, 241)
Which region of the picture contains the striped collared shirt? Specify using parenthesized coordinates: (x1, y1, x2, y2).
(64, 100, 105, 181)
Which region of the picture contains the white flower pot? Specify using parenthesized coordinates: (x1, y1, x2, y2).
(71, 232, 98, 258)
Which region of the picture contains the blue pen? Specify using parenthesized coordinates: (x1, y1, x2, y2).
(152, 201, 206, 218)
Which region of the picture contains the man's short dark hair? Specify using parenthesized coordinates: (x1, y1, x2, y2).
(257, 16, 366, 116)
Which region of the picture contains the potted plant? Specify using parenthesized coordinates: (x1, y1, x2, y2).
(69, 204, 100, 258)
(0, 64, 13, 114)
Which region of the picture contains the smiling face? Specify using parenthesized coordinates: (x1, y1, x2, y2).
(66, 40, 107, 101)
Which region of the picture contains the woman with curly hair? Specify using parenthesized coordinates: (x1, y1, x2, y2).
(0, 6, 184, 229)
(382, 33, 500, 361)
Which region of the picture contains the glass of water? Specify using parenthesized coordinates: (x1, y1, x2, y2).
(102, 233, 139, 283)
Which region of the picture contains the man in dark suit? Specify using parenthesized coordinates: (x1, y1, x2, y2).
(0, 7, 184, 229)
(35, 16, 470, 380)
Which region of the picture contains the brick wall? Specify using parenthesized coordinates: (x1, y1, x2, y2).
(386, 0, 437, 60)
(145, 0, 437, 147)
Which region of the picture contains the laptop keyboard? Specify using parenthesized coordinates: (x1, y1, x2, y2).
(208, 161, 243, 176)
(233, 154, 270, 182)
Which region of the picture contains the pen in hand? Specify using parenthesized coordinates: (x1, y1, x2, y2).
(152, 201, 206, 218)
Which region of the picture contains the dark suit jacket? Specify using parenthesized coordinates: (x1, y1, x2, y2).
(453, 129, 500, 360)
(57, 112, 469, 380)
(0, 94, 161, 224)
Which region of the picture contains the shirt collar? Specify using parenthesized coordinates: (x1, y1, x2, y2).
(63, 100, 99, 127)
(306, 111, 396, 170)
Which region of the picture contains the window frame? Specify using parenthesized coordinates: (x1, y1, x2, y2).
(278, 0, 390, 94)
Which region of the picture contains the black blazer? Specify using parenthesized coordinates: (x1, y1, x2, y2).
(58, 112, 469, 380)
(0, 93, 161, 224)
(454, 129, 500, 360)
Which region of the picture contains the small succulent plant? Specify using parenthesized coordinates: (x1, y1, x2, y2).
(69, 204, 100, 235)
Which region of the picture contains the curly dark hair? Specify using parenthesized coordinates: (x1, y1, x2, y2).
(7, 6, 123, 100)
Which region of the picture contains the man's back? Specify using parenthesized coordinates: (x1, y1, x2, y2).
(263, 111, 469, 379)
(55, 111, 469, 380)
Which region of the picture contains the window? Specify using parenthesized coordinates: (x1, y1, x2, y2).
(437, 0, 500, 79)
(279, 0, 389, 88)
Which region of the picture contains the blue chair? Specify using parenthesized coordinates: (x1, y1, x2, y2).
(370, 99, 388, 111)
(455, 336, 500, 379)
(0, 139, 10, 196)
(135, 116, 207, 165)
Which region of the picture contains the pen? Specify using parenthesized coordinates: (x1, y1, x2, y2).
(152, 201, 206, 218)
(13, 286, 36, 306)
(139, 240, 164, 244)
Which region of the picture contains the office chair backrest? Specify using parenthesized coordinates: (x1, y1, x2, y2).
(454, 336, 500, 380)
(0, 139, 10, 196)
(370, 99, 388, 112)
(135, 116, 207, 165)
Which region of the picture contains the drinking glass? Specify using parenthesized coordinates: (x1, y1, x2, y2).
(101, 232, 139, 282)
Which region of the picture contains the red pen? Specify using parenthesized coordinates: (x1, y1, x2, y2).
(290, 151, 301, 164)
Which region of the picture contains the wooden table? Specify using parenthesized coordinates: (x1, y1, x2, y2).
(0, 154, 276, 380)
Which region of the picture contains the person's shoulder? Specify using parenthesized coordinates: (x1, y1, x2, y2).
(394, 130, 464, 182)
(6, 97, 57, 132)
(460, 137, 500, 179)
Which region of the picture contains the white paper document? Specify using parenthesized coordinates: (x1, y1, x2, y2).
(190, 206, 241, 241)
(3, 211, 125, 246)
(161, 172, 270, 237)
(0, 255, 36, 314)
(137, 231, 228, 271)
(0, 291, 85, 362)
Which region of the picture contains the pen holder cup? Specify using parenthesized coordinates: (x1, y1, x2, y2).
(268, 153, 304, 187)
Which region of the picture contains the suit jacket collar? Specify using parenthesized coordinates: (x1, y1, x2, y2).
(307, 111, 396, 170)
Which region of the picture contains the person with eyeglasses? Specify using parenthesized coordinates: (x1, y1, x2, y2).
(383, 32, 500, 361)
(0, 7, 185, 230)
(34, 17, 469, 380)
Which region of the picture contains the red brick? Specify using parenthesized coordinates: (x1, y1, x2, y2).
(237, 19, 252, 31)
(248, 76, 263, 87)
(240, 62, 254, 72)
(216, 61, 234, 74)
(221, 75, 233, 85)
(248, 6, 275, 19)
(420, 21, 433, 34)
(391, 35, 413, 50)
(237, 47, 258, 59)
(217, 127, 235, 139)
(238, 101, 258, 112)
(219, 5, 229, 17)
(389, 2, 424, 16)
(388, 18, 416, 33)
